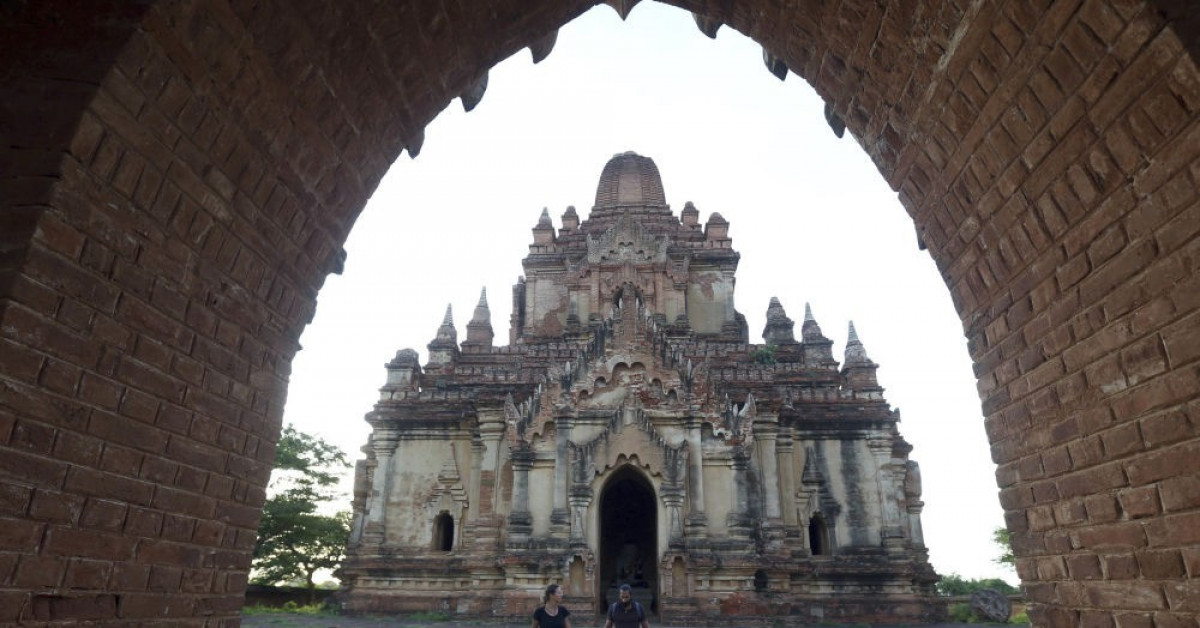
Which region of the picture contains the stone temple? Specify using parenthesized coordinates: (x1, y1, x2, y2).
(338, 152, 941, 624)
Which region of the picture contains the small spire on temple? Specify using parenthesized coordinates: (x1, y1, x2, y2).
(474, 287, 489, 315)
(704, 212, 730, 241)
(384, 348, 422, 391)
(844, 321, 872, 364)
(465, 288, 494, 349)
(561, 206, 579, 231)
(681, 201, 700, 227)
(763, 297, 795, 345)
(431, 303, 457, 345)
(800, 302, 836, 368)
(433, 304, 457, 343)
(841, 320, 880, 394)
(801, 302, 826, 341)
(532, 208, 556, 245)
(427, 303, 460, 365)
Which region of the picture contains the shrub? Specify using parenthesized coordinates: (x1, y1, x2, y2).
(750, 345, 777, 365)
(937, 572, 1020, 596)
(242, 603, 333, 616)
(948, 602, 976, 622)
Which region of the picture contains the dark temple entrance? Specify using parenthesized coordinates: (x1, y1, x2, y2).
(599, 465, 658, 613)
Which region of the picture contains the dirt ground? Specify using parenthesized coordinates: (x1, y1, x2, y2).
(239, 613, 1011, 628)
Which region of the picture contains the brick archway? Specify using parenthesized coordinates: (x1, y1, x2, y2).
(1, 2, 1197, 625)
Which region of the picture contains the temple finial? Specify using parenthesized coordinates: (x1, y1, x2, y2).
(844, 320, 872, 365)
(465, 288, 494, 348)
(762, 297, 795, 344)
(801, 303, 826, 342)
(427, 303, 460, 364)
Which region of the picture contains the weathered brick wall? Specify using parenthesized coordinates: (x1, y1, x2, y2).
(0, 1, 1197, 626)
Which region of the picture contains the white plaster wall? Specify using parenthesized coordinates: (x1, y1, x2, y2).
(702, 462, 730, 536)
(826, 440, 883, 549)
(576, 291, 591, 321)
(529, 461, 554, 536)
(686, 270, 730, 333)
(386, 441, 450, 547)
(528, 276, 568, 334)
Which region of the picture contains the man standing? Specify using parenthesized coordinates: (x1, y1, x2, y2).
(604, 584, 650, 628)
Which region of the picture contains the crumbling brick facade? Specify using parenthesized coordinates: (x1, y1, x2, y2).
(1, 1, 1198, 626)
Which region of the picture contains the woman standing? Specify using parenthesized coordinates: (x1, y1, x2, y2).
(531, 583, 572, 628)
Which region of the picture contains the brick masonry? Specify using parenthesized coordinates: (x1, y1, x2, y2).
(0, 0, 1198, 626)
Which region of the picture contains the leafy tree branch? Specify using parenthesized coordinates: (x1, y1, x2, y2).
(253, 424, 352, 604)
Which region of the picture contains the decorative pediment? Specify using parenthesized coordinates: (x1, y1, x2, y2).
(568, 405, 688, 486)
(710, 393, 756, 443)
(505, 391, 542, 447)
(587, 213, 670, 265)
(422, 459, 468, 518)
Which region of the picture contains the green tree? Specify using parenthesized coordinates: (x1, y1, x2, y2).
(253, 424, 352, 604)
(993, 526, 1015, 567)
(936, 573, 1020, 597)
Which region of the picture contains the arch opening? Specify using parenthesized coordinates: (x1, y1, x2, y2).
(2, 2, 1198, 627)
(433, 511, 455, 552)
(599, 465, 658, 614)
(808, 514, 830, 557)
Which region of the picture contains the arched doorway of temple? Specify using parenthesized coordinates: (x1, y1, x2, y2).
(598, 464, 658, 614)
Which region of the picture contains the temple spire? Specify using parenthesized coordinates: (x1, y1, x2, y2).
(800, 303, 836, 369)
(762, 297, 796, 345)
(433, 304, 456, 344)
(841, 320, 881, 395)
(464, 288, 494, 349)
(801, 302, 825, 341)
(561, 206, 579, 231)
(844, 321, 871, 364)
(532, 208, 555, 246)
(383, 348, 422, 392)
(427, 304, 459, 365)
(471, 288, 489, 321)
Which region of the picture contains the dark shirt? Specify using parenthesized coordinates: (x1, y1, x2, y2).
(532, 605, 571, 628)
(608, 601, 645, 628)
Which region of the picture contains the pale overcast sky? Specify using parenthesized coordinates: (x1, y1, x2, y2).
(283, 3, 1015, 584)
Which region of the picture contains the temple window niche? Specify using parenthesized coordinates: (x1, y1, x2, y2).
(809, 514, 831, 556)
(340, 153, 939, 622)
(433, 511, 455, 552)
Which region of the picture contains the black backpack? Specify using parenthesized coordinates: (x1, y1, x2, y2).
(608, 600, 645, 623)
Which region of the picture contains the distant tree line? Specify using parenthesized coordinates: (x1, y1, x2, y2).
(935, 526, 1020, 597)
